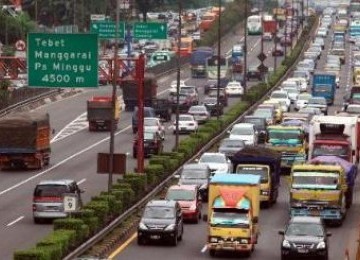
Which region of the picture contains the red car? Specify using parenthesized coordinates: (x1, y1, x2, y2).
(165, 185, 202, 223)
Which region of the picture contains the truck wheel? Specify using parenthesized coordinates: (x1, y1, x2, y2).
(44, 157, 50, 166)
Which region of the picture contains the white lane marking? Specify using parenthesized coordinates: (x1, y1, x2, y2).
(6, 216, 24, 227)
(0, 125, 131, 197)
(77, 178, 86, 185)
(201, 245, 208, 253)
(51, 112, 88, 143)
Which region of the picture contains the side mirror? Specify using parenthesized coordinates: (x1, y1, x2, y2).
(278, 230, 285, 235)
(327, 232, 332, 237)
(253, 217, 258, 224)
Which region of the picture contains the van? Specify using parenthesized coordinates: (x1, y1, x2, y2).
(33, 179, 83, 224)
(132, 106, 156, 133)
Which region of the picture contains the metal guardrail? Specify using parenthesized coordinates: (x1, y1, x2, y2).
(63, 18, 318, 260)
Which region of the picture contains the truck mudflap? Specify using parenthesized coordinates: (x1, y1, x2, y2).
(280, 153, 306, 168)
(290, 207, 342, 220)
(208, 241, 253, 252)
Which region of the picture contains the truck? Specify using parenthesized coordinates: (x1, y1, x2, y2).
(0, 112, 51, 170)
(230, 44, 244, 73)
(312, 72, 336, 105)
(353, 67, 360, 85)
(266, 125, 307, 169)
(87, 96, 120, 131)
(121, 73, 158, 111)
(190, 47, 214, 78)
(206, 173, 260, 257)
(308, 115, 358, 163)
(290, 163, 349, 226)
(262, 19, 277, 34)
(230, 146, 281, 207)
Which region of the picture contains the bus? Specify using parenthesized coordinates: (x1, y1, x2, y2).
(205, 55, 230, 79)
(350, 19, 360, 41)
(247, 15, 262, 35)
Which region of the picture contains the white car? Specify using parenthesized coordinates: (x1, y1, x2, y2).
(262, 32, 273, 41)
(170, 80, 187, 94)
(144, 117, 165, 140)
(173, 114, 198, 134)
(228, 123, 258, 145)
(198, 152, 231, 175)
(281, 87, 299, 103)
(295, 93, 312, 110)
(269, 90, 291, 112)
(225, 81, 244, 96)
(287, 77, 307, 92)
(188, 105, 210, 123)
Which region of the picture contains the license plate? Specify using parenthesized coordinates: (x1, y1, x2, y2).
(310, 210, 319, 216)
(298, 248, 308, 253)
(150, 235, 160, 240)
(181, 127, 186, 131)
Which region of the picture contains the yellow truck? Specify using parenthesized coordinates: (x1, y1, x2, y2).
(206, 173, 260, 257)
(290, 163, 350, 226)
(354, 67, 360, 85)
(266, 125, 307, 169)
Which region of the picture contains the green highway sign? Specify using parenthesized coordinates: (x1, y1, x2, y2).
(133, 22, 167, 39)
(90, 20, 125, 39)
(28, 33, 98, 88)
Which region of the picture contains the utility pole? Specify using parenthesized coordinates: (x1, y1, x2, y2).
(243, 0, 248, 92)
(216, 0, 221, 120)
(290, 0, 294, 50)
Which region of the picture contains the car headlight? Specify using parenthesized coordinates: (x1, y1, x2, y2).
(165, 224, 176, 231)
(240, 239, 248, 244)
(189, 204, 197, 211)
(317, 241, 326, 249)
(139, 222, 148, 230)
(282, 240, 291, 248)
(261, 190, 269, 195)
(210, 237, 218, 243)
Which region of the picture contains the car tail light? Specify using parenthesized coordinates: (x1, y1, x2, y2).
(33, 196, 62, 202)
(32, 204, 37, 211)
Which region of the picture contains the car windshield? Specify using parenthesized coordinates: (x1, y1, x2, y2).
(200, 154, 226, 163)
(268, 130, 301, 140)
(144, 132, 155, 140)
(181, 169, 208, 179)
(220, 139, 245, 148)
(143, 206, 175, 219)
(189, 106, 206, 113)
(204, 98, 217, 104)
(231, 126, 254, 135)
(293, 71, 307, 78)
(179, 115, 193, 121)
(346, 106, 360, 114)
(236, 166, 269, 183)
(244, 118, 265, 128)
(284, 88, 298, 94)
(271, 92, 287, 99)
(166, 189, 195, 201)
(211, 208, 249, 227)
(292, 172, 340, 189)
(309, 98, 326, 105)
(286, 223, 324, 237)
(144, 118, 158, 126)
(253, 109, 271, 118)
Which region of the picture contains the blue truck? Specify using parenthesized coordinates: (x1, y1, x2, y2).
(312, 72, 336, 105)
(190, 46, 214, 78)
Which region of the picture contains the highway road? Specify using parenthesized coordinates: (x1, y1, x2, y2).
(0, 21, 283, 258)
(110, 18, 360, 260)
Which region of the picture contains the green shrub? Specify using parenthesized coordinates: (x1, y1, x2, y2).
(37, 229, 76, 257)
(144, 164, 165, 184)
(83, 200, 110, 223)
(91, 194, 123, 215)
(53, 218, 89, 242)
(123, 173, 147, 197)
(160, 152, 185, 164)
(149, 156, 171, 173)
(14, 247, 55, 260)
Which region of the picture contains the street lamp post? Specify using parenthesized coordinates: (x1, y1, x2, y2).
(216, 0, 221, 120)
(175, 0, 182, 150)
(243, 0, 248, 93)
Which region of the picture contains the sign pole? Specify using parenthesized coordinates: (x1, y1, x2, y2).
(137, 55, 145, 173)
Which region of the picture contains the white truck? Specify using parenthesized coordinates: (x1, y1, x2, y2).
(309, 115, 358, 163)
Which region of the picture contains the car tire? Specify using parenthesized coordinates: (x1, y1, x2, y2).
(171, 232, 178, 246)
(137, 237, 146, 246)
(178, 226, 183, 241)
(33, 217, 42, 224)
(209, 249, 216, 257)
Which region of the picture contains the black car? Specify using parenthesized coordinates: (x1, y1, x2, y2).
(168, 93, 194, 113)
(204, 78, 229, 95)
(133, 131, 163, 158)
(247, 66, 262, 81)
(279, 216, 331, 260)
(218, 138, 245, 158)
(203, 96, 224, 116)
(272, 46, 284, 56)
(208, 88, 228, 106)
(243, 116, 267, 143)
(177, 163, 211, 201)
(137, 200, 184, 246)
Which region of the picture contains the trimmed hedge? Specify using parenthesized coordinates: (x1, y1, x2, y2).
(13, 14, 318, 260)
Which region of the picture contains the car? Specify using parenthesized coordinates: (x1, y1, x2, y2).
(187, 105, 210, 123)
(228, 123, 258, 145)
(247, 65, 262, 81)
(177, 163, 211, 201)
(313, 37, 325, 49)
(272, 45, 284, 56)
(253, 106, 276, 125)
(262, 32, 273, 41)
(280, 35, 292, 46)
(279, 216, 331, 260)
(316, 27, 328, 37)
(282, 87, 300, 103)
(269, 90, 291, 112)
(306, 96, 328, 115)
(133, 131, 163, 158)
(218, 138, 245, 158)
(169, 80, 187, 94)
(306, 46, 322, 59)
(165, 185, 202, 223)
(198, 152, 231, 175)
(295, 93, 312, 110)
(263, 99, 283, 122)
(225, 81, 244, 96)
(298, 107, 323, 116)
(292, 70, 310, 84)
(203, 78, 229, 94)
(179, 86, 199, 103)
(208, 88, 228, 106)
(144, 117, 165, 140)
(168, 93, 195, 113)
(132, 107, 156, 134)
(33, 179, 84, 224)
(303, 51, 318, 62)
(202, 96, 224, 116)
(137, 200, 184, 246)
(296, 60, 314, 74)
(286, 77, 308, 92)
(345, 104, 360, 115)
(242, 116, 267, 143)
(281, 80, 301, 92)
(173, 114, 198, 134)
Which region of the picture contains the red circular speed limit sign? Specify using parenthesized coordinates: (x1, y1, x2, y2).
(15, 40, 26, 51)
